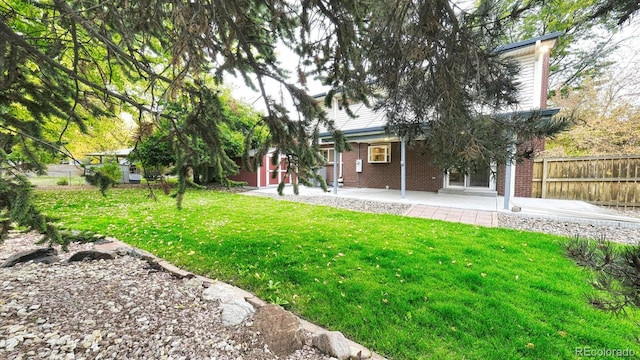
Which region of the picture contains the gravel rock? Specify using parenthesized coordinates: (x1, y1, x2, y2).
(0, 233, 333, 360)
(66, 250, 116, 262)
(497, 213, 640, 245)
(221, 299, 255, 326)
(1, 247, 59, 268)
(253, 304, 305, 356)
(252, 193, 411, 215)
(312, 331, 351, 360)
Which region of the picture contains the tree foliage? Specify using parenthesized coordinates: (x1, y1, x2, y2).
(565, 236, 640, 314)
(490, 0, 639, 90)
(131, 87, 267, 187)
(84, 161, 122, 196)
(591, 0, 640, 25)
(545, 69, 640, 157)
(0, 171, 60, 243)
(54, 113, 134, 162)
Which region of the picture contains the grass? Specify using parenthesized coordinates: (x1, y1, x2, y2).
(28, 174, 178, 187)
(33, 188, 639, 359)
(29, 175, 86, 187)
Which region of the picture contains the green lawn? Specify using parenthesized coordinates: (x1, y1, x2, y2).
(34, 188, 639, 359)
(29, 175, 86, 187)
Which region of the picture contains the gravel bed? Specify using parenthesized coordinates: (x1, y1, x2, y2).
(247, 193, 412, 215)
(249, 192, 640, 245)
(497, 213, 640, 245)
(0, 234, 332, 360)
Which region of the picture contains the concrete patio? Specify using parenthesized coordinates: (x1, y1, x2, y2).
(247, 186, 640, 228)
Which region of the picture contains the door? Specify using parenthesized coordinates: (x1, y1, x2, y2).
(445, 163, 496, 190)
(467, 166, 490, 188)
(447, 168, 465, 187)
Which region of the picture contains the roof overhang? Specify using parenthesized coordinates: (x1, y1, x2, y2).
(494, 32, 562, 55)
(318, 108, 561, 144)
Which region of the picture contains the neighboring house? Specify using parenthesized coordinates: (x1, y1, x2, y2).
(317, 32, 561, 199)
(228, 148, 295, 188)
(84, 148, 141, 184)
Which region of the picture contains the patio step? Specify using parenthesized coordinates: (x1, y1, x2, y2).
(405, 205, 498, 227)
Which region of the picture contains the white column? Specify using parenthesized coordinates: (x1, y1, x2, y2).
(333, 145, 339, 194)
(332, 96, 339, 194)
(503, 143, 516, 210)
(277, 156, 282, 184)
(256, 163, 261, 189)
(401, 137, 406, 199)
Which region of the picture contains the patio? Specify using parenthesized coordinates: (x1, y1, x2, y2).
(247, 186, 640, 227)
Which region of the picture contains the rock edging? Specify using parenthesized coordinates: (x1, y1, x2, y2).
(95, 238, 386, 360)
(1, 236, 385, 359)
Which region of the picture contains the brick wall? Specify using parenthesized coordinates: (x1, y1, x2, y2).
(496, 165, 506, 195)
(514, 158, 534, 197)
(496, 138, 544, 197)
(496, 161, 533, 197)
(323, 140, 538, 197)
(324, 141, 443, 192)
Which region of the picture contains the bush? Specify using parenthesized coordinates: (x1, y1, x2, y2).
(56, 178, 69, 186)
(84, 161, 122, 196)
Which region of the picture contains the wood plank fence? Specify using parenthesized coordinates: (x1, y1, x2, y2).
(532, 155, 640, 207)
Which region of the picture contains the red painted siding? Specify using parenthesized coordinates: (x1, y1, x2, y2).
(228, 154, 293, 188)
(228, 158, 258, 187)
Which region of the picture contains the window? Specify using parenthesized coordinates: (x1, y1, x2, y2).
(368, 144, 391, 163)
(320, 148, 335, 165)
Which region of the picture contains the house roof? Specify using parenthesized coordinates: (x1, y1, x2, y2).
(318, 108, 561, 143)
(320, 101, 388, 135)
(494, 32, 563, 54)
(315, 33, 562, 143)
(312, 32, 563, 100)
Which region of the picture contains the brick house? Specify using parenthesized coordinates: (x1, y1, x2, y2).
(317, 33, 561, 199)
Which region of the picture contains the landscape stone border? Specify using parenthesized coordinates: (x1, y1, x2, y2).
(91, 237, 386, 360)
(1, 234, 385, 359)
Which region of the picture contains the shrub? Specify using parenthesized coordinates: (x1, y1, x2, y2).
(84, 161, 122, 196)
(56, 178, 69, 186)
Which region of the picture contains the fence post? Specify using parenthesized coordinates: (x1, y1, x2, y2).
(541, 158, 548, 199)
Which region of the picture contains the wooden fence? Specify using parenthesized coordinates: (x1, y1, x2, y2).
(532, 155, 640, 206)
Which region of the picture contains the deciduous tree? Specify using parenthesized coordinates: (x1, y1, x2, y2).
(545, 68, 640, 156)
